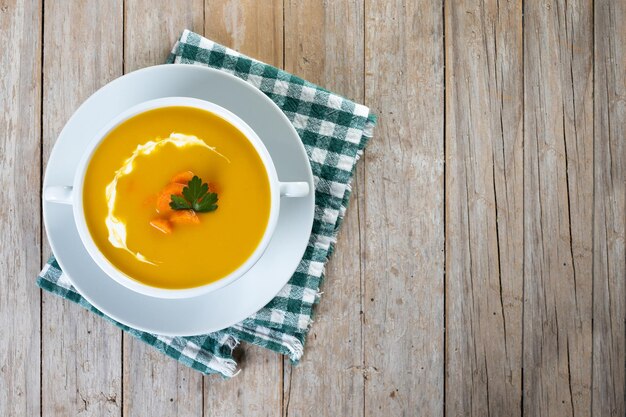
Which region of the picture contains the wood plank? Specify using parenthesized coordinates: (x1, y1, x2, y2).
(122, 1, 204, 416)
(41, 1, 123, 416)
(124, 0, 204, 72)
(122, 343, 203, 415)
(202, 1, 283, 415)
(205, 0, 283, 66)
(205, 345, 283, 416)
(523, 0, 594, 415)
(281, 1, 365, 416)
(444, 1, 524, 415)
(0, 0, 41, 416)
(592, 0, 626, 415)
(364, 0, 444, 415)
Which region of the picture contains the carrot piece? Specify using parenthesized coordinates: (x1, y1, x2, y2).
(156, 183, 185, 214)
(208, 183, 219, 194)
(149, 218, 173, 234)
(169, 210, 200, 225)
(170, 170, 195, 184)
(156, 194, 173, 214)
(162, 182, 186, 195)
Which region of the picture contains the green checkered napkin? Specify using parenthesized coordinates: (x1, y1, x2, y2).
(38, 29, 376, 377)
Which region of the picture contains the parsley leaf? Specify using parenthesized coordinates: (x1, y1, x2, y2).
(182, 176, 208, 204)
(169, 175, 219, 213)
(169, 195, 191, 210)
(194, 192, 218, 212)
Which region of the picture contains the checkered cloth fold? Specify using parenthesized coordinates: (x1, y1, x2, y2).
(38, 29, 376, 377)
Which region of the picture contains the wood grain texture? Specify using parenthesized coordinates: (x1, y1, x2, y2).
(592, 0, 626, 415)
(205, 345, 282, 416)
(205, 0, 283, 66)
(523, 0, 594, 415)
(364, 0, 444, 415)
(445, 1, 523, 415)
(0, 0, 41, 416)
(122, 1, 204, 416)
(282, 1, 365, 416)
(122, 344, 203, 415)
(124, 0, 204, 73)
(202, 2, 284, 415)
(41, 1, 123, 416)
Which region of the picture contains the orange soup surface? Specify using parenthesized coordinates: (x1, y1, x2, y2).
(83, 106, 271, 289)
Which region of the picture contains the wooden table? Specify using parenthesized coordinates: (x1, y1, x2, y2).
(1, 0, 624, 416)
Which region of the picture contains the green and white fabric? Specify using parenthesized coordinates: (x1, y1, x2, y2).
(37, 29, 377, 377)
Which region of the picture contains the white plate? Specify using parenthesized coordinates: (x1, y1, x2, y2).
(43, 65, 314, 336)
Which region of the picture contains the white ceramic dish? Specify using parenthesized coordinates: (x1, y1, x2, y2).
(44, 96, 309, 299)
(43, 64, 314, 335)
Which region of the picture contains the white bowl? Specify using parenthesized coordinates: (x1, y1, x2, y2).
(44, 97, 309, 299)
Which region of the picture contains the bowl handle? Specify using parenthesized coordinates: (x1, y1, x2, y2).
(279, 182, 310, 198)
(44, 186, 74, 205)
